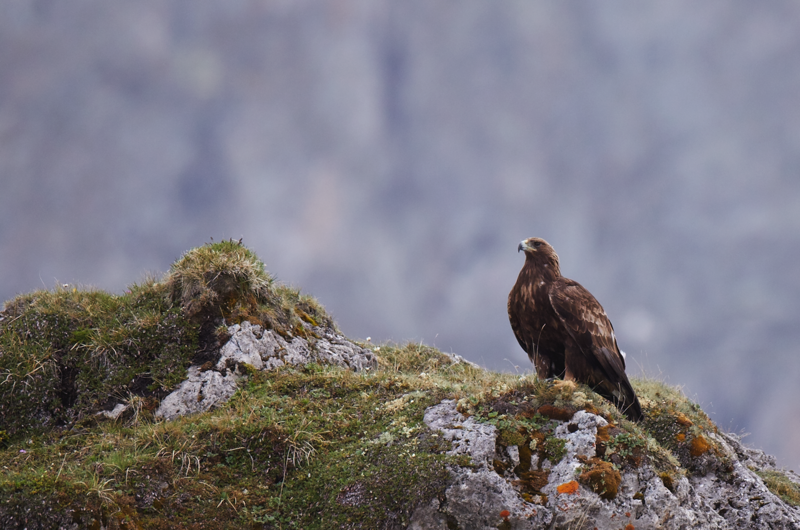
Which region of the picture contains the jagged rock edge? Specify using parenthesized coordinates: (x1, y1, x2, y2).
(153, 321, 378, 420)
(410, 400, 800, 530)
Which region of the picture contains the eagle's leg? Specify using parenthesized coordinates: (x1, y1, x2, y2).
(563, 353, 577, 381)
(562, 342, 585, 383)
(531, 351, 553, 380)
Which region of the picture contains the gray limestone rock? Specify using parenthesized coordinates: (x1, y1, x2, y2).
(96, 402, 128, 420)
(156, 321, 376, 421)
(418, 400, 552, 529)
(443, 469, 551, 530)
(155, 365, 238, 421)
(219, 321, 376, 372)
(414, 399, 800, 530)
(423, 400, 498, 470)
(216, 321, 266, 370)
(313, 326, 378, 371)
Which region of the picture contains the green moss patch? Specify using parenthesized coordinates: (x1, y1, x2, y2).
(0, 282, 196, 439)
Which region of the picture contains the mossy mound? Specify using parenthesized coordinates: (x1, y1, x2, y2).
(165, 240, 273, 321)
(0, 281, 194, 440)
(0, 240, 333, 444)
(0, 332, 797, 527)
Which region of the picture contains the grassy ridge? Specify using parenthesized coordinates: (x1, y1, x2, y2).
(1, 241, 797, 528)
(0, 342, 517, 529)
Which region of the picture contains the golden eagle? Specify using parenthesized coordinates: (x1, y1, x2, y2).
(508, 237, 643, 421)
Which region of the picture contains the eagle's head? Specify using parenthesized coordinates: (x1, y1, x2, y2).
(518, 237, 560, 273)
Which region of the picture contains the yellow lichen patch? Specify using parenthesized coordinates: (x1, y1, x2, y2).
(676, 413, 693, 427)
(659, 472, 675, 492)
(383, 391, 427, 413)
(690, 435, 710, 457)
(557, 480, 580, 495)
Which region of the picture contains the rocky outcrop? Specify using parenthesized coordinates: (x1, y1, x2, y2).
(151, 322, 800, 528)
(412, 400, 800, 530)
(154, 366, 239, 421)
(155, 321, 376, 420)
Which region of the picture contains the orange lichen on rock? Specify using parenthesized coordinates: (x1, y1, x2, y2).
(625, 524, 635, 530)
(578, 458, 621, 500)
(517, 469, 549, 492)
(676, 413, 693, 426)
(676, 433, 686, 442)
(537, 404, 575, 421)
(596, 424, 611, 443)
(690, 434, 710, 457)
(595, 424, 612, 457)
(557, 480, 580, 495)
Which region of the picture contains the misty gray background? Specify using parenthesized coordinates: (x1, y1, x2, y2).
(1, 1, 799, 469)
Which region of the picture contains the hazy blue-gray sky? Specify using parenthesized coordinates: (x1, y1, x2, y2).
(2, 0, 800, 469)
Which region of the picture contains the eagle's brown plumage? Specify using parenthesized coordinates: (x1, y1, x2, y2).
(508, 237, 643, 421)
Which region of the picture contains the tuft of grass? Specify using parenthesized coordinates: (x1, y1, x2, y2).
(165, 239, 273, 321)
(757, 470, 800, 507)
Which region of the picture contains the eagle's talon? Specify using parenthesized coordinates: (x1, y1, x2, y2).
(552, 379, 578, 391)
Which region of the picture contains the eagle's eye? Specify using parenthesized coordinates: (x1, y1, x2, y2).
(533, 241, 541, 248)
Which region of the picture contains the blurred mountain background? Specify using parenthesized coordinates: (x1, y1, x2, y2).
(2, 0, 799, 469)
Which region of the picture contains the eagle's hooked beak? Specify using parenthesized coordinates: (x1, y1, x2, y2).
(518, 240, 528, 253)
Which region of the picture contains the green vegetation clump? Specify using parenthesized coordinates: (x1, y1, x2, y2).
(0, 240, 333, 444)
(756, 470, 800, 507)
(165, 240, 334, 340)
(0, 281, 194, 439)
(166, 240, 273, 321)
(635, 378, 731, 475)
